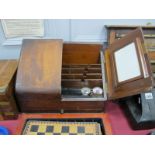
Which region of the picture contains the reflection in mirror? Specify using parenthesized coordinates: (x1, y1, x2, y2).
(114, 42, 141, 82)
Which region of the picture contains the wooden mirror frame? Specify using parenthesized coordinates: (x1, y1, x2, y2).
(106, 28, 153, 99)
(111, 37, 148, 87)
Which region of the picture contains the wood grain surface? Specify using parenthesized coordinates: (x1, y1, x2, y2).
(0, 60, 18, 120)
(0, 60, 18, 91)
(16, 39, 63, 95)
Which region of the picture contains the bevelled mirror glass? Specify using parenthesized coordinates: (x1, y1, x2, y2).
(114, 42, 141, 83)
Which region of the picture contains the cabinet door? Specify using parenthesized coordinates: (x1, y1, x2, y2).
(106, 28, 154, 99)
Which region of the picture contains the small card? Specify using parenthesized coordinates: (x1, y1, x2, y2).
(145, 93, 153, 100)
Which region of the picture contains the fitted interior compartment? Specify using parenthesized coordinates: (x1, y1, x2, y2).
(61, 43, 107, 101)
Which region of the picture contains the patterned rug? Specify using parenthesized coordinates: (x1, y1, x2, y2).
(22, 120, 102, 135)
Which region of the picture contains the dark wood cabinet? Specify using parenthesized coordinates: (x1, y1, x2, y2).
(106, 25, 155, 59)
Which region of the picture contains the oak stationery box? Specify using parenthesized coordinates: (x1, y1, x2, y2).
(15, 28, 154, 113)
(0, 60, 18, 120)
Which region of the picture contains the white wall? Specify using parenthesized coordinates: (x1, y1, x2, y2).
(0, 19, 155, 59)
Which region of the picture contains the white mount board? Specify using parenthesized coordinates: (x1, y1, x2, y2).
(114, 42, 141, 82)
